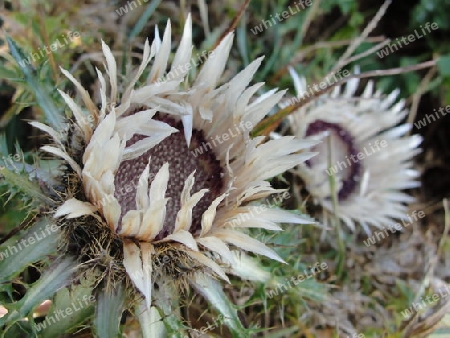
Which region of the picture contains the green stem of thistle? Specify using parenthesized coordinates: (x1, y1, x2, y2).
(327, 136, 345, 279)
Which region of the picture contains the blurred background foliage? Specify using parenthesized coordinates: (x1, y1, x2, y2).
(0, 0, 450, 336)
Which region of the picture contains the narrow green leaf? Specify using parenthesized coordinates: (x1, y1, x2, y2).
(237, 19, 250, 67)
(94, 284, 125, 338)
(0, 66, 18, 79)
(128, 0, 162, 41)
(258, 23, 282, 80)
(6, 35, 65, 130)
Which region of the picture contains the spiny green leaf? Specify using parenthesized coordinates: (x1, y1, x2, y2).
(191, 274, 249, 338)
(0, 218, 60, 283)
(237, 20, 250, 67)
(152, 281, 188, 338)
(1, 166, 54, 206)
(0, 258, 76, 329)
(37, 274, 97, 337)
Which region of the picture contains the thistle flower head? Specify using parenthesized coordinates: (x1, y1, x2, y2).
(29, 15, 315, 322)
(287, 68, 422, 233)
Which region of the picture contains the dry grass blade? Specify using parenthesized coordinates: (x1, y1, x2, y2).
(270, 36, 387, 83)
(327, 0, 392, 76)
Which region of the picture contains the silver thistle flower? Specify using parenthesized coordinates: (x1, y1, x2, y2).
(287, 67, 422, 234)
(7, 15, 316, 335)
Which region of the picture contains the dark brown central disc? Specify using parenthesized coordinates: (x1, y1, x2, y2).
(305, 119, 361, 202)
(114, 113, 224, 240)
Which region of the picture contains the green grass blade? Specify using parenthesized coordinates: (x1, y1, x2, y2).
(6, 36, 65, 130)
(128, 0, 163, 41)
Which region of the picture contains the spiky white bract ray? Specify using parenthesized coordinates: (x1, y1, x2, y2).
(227, 251, 271, 282)
(123, 241, 153, 309)
(59, 67, 99, 126)
(54, 197, 98, 219)
(29, 121, 64, 147)
(41, 145, 82, 177)
(214, 229, 286, 263)
(58, 89, 93, 142)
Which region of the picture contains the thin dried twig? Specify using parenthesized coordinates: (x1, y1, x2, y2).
(270, 36, 387, 83)
(328, 0, 392, 76)
(253, 59, 438, 136)
(212, 0, 252, 49)
(341, 39, 391, 66)
(300, 0, 321, 40)
(407, 66, 437, 134)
